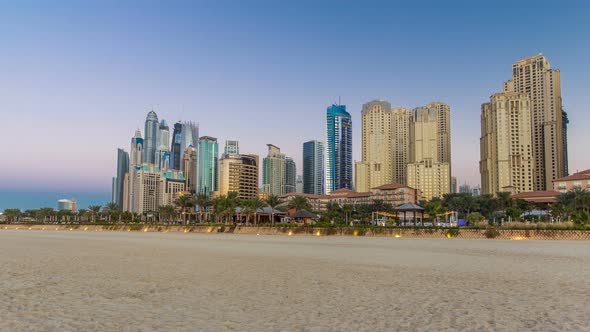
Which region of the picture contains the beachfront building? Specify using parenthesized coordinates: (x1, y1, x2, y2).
(325, 104, 352, 194)
(303, 140, 324, 195)
(129, 164, 186, 214)
(281, 183, 421, 213)
(182, 146, 198, 193)
(125, 130, 144, 213)
(553, 169, 590, 193)
(262, 144, 286, 196)
(196, 136, 218, 195)
(407, 106, 451, 200)
(113, 148, 129, 209)
(480, 92, 534, 195)
(284, 157, 297, 194)
(218, 153, 259, 199)
(504, 54, 567, 190)
(143, 111, 159, 164)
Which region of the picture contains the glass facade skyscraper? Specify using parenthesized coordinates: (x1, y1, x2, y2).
(143, 111, 159, 164)
(155, 119, 170, 169)
(170, 122, 183, 170)
(303, 140, 324, 195)
(197, 136, 219, 195)
(224, 140, 239, 155)
(284, 157, 296, 194)
(325, 104, 352, 194)
(114, 148, 129, 209)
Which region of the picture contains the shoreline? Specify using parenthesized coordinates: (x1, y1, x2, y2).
(2, 224, 589, 240)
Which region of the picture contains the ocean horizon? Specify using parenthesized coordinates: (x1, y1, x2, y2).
(0, 191, 111, 211)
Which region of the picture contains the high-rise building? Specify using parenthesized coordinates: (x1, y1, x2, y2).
(451, 176, 457, 194)
(125, 130, 144, 212)
(143, 111, 159, 164)
(130, 164, 185, 214)
(284, 157, 297, 194)
(325, 104, 352, 194)
(114, 148, 129, 209)
(406, 106, 451, 200)
(155, 119, 170, 170)
(303, 140, 324, 195)
(262, 144, 286, 196)
(170, 122, 183, 170)
(224, 140, 239, 156)
(295, 175, 304, 193)
(181, 121, 199, 152)
(391, 107, 411, 185)
(196, 136, 218, 195)
(562, 110, 569, 176)
(503, 54, 565, 190)
(480, 92, 534, 195)
(183, 146, 198, 193)
(218, 153, 259, 199)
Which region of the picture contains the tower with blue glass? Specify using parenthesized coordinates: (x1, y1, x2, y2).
(197, 136, 219, 195)
(325, 104, 352, 194)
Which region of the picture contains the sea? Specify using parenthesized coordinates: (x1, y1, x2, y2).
(0, 191, 111, 211)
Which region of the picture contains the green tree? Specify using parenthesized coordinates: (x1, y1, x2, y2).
(467, 212, 485, 226)
(196, 193, 212, 223)
(158, 205, 176, 224)
(287, 196, 311, 211)
(265, 194, 282, 225)
(87, 205, 102, 223)
(174, 193, 196, 224)
(2, 209, 22, 223)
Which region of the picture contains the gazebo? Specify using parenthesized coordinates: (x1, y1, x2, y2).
(394, 203, 425, 226)
(289, 209, 319, 225)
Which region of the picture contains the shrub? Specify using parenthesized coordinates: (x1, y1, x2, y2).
(484, 227, 499, 238)
(446, 228, 459, 238)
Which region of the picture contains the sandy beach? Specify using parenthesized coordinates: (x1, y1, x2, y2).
(1, 231, 589, 331)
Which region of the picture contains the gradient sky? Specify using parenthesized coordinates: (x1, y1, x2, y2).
(1, 0, 589, 199)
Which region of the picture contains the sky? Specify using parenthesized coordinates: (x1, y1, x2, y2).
(1, 0, 589, 209)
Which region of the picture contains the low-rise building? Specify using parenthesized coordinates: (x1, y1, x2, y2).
(553, 169, 590, 193)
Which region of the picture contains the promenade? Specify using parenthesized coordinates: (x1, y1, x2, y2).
(1, 231, 589, 331)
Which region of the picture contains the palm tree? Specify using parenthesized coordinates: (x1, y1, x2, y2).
(265, 195, 282, 225)
(38, 207, 55, 223)
(2, 209, 21, 224)
(342, 204, 354, 225)
(250, 197, 266, 225)
(158, 205, 176, 224)
(102, 202, 120, 223)
(77, 209, 88, 223)
(88, 205, 102, 223)
(287, 196, 311, 211)
(241, 200, 256, 225)
(196, 193, 212, 223)
(174, 193, 196, 224)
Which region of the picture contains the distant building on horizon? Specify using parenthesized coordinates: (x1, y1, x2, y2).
(303, 140, 324, 195)
(325, 104, 352, 194)
(155, 119, 170, 170)
(57, 199, 77, 213)
(295, 175, 304, 193)
(451, 176, 457, 194)
(196, 136, 218, 195)
(113, 148, 129, 209)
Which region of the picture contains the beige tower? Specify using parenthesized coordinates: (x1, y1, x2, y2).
(426, 102, 451, 165)
(504, 54, 565, 190)
(407, 106, 451, 200)
(480, 93, 534, 195)
(218, 154, 259, 199)
(356, 100, 410, 192)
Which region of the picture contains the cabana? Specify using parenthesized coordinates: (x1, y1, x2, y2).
(289, 209, 319, 225)
(394, 203, 425, 226)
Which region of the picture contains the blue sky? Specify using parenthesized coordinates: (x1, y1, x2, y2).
(1, 1, 589, 202)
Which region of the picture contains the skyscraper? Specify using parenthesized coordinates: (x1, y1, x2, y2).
(170, 122, 183, 170)
(224, 140, 240, 156)
(406, 106, 451, 200)
(504, 54, 565, 190)
(196, 136, 218, 195)
(143, 111, 159, 164)
(284, 157, 297, 194)
(262, 144, 286, 196)
(480, 92, 534, 195)
(325, 104, 352, 194)
(355, 101, 410, 192)
(303, 140, 324, 195)
(155, 119, 170, 170)
(183, 146, 198, 193)
(181, 121, 199, 152)
(126, 130, 144, 212)
(218, 153, 259, 199)
(114, 148, 129, 209)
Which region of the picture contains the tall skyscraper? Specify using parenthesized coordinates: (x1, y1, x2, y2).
(562, 110, 569, 176)
(143, 111, 159, 164)
(303, 140, 324, 195)
(170, 122, 183, 170)
(503, 54, 565, 190)
(284, 157, 297, 194)
(196, 136, 218, 195)
(480, 92, 534, 195)
(183, 146, 198, 193)
(181, 121, 199, 152)
(218, 153, 259, 199)
(126, 130, 144, 212)
(224, 140, 240, 156)
(325, 104, 352, 194)
(406, 105, 451, 200)
(114, 148, 129, 209)
(355, 101, 410, 192)
(262, 144, 286, 196)
(130, 164, 186, 214)
(155, 119, 170, 170)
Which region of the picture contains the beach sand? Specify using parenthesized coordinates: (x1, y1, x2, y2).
(1, 231, 589, 331)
